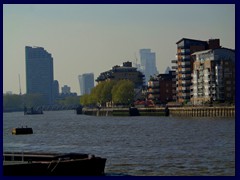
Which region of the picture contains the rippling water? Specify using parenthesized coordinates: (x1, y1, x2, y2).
(3, 111, 235, 176)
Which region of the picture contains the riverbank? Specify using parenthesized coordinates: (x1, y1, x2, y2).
(82, 106, 235, 117)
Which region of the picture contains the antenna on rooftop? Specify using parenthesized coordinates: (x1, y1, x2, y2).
(18, 74, 22, 95)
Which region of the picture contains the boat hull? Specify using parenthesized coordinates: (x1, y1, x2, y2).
(3, 152, 106, 176)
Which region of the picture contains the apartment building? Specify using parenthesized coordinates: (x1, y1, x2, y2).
(96, 61, 145, 88)
(191, 48, 235, 105)
(147, 71, 176, 105)
(173, 38, 220, 103)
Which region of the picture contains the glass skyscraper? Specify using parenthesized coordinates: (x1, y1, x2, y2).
(78, 73, 94, 95)
(139, 49, 158, 84)
(25, 46, 54, 105)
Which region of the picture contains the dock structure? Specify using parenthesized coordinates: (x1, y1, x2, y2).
(82, 106, 235, 117)
(169, 107, 235, 117)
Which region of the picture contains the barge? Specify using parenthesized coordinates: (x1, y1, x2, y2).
(3, 152, 106, 176)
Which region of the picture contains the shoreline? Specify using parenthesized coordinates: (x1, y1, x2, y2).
(81, 106, 235, 117)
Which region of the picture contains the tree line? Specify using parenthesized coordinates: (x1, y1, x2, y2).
(80, 79, 134, 107)
(3, 80, 135, 112)
(3, 93, 80, 112)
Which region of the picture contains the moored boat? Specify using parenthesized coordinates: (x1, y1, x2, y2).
(12, 127, 33, 135)
(3, 152, 107, 176)
(24, 106, 43, 115)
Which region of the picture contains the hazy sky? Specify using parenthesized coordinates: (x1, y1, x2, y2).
(3, 4, 235, 95)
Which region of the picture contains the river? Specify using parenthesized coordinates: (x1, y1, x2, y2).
(3, 110, 235, 176)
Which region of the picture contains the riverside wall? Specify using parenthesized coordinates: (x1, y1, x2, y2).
(169, 107, 235, 117)
(82, 106, 235, 117)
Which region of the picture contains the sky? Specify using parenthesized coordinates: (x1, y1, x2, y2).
(3, 4, 235, 95)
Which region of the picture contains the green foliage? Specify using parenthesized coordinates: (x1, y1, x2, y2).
(3, 93, 46, 112)
(80, 80, 134, 107)
(57, 96, 80, 106)
(101, 80, 117, 103)
(3, 94, 23, 111)
(23, 93, 46, 107)
(112, 80, 134, 105)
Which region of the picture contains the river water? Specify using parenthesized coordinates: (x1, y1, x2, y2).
(3, 110, 235, 176)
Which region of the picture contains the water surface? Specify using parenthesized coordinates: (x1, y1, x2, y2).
(3, 111, 235, 176)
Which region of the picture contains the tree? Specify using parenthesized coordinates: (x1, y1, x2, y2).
(3, 94, 23, 111)
(112, 80, 134, 106)
(101, 80, 117, 104)
(23, 93, 46, 107)
(58, 96, 80, 106)
(80, 80, 135, 107)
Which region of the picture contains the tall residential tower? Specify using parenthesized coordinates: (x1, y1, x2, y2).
(25, 46, 54, 105)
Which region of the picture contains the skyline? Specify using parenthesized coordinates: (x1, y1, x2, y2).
(3, 4, 235, 95)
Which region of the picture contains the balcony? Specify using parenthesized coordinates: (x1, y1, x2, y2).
(181, 61, 191, 66)
(204, 79, 210, 83)
(148, 89, 159, 94)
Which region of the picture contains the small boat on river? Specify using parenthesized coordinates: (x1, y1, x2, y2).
(3, 152, 106, 176)
(12, 127, 33, 135)
(24, 106, 43, 115)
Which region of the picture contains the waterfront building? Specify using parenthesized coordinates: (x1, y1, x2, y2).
(139, 49, 158, 84)
(173, 38, 220, 103)
(147, 70, 176, 105)
(78, 73, 94, 95)
(191, 48, 235, 105)
(25, 46, 54, 105)
(96, 61, 145, 89)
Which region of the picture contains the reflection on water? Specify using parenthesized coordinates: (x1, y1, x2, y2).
(3, 111, 235, 176)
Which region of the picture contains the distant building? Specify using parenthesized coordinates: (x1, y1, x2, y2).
(61, 85, 71, 94)
(6, 91, 12, 95)
(78, 73, 94, 95)
(191, 48, 235, 105)
(52, 80, 59, 103)
(139, 49, 158, 84)
(25, 46, 54, 105)
(172, 38, 221, 103)
(58, 85, 77, 98)
(96, 61, 145, 88)
(165, 66, 171, 74)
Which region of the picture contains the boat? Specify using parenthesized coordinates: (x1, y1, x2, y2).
(24, 106, 43, 115)
(3, 152, 107, 176)
(75, 105, 83, 114)
(12, 127, 33, 135)
(129, 107, 140, 116)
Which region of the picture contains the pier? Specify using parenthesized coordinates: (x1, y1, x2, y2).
(82, 106, 235, 117)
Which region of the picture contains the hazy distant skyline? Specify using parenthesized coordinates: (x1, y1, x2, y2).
(3, 4, 235, 95)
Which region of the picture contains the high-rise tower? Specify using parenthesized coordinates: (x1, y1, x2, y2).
(139, 49, 158, 84)
(25, 46, 54, 105)
(78, 73, 94, 95)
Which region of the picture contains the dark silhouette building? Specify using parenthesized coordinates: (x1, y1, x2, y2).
(96, 61, 145, 89)
(25, 46, 54, 105)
